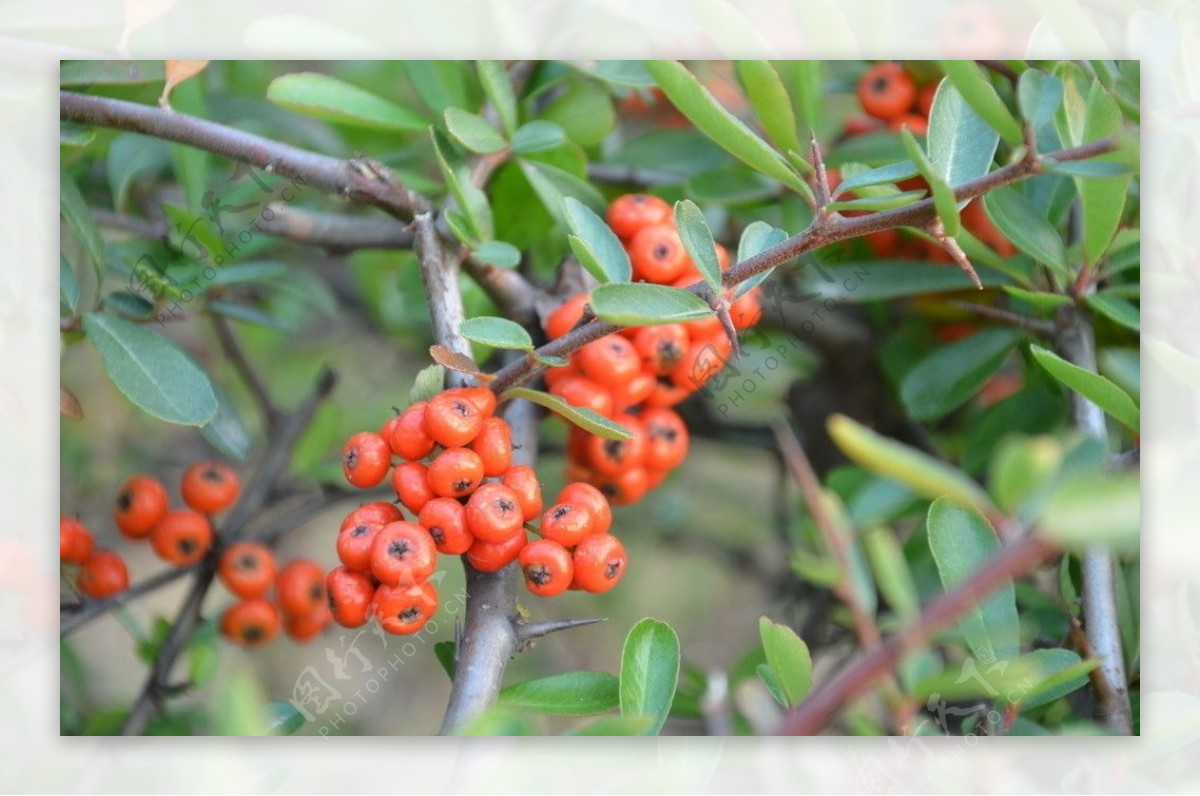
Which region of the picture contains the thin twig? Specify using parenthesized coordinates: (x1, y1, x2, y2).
(211, 314, 281, 430)
(778, 535, 1059, 735)
(60, 565, 195, 636)
(945, 300, 1058, 337)
(119, 369, 337, 736)
(255, 203, 415, 252)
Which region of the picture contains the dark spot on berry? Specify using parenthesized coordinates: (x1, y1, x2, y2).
(388, 539, 412, 559)
(429, 526, 446, 544)
(604, 559, 623, 580)
(202, 467, 224, 483)
(116, 490, 133, 512)
(552, 505, 572, 521)
(243, 625, 263, 642)
(350, 523, 369, 538)
(525, 563, 551, 586)
(310, 583, 324, 602)
(631, 195, 647, 205)
(178, 539, 196, 555)
(600, 484, 619, 498)
(453, 478, 472, 493)
(344, 448, 359, 470)
(652, 243, 671, 261)
(328, 592, 337, 611)
(872, 75, 889, 94)
(239, 553, 257, 570)
(495, 499, 515, 516)
(451, 400, 471, 417)
(603, 439, 625, 462)
(399, 606, 421, 623)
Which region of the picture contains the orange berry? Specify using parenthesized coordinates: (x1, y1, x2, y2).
(566, 425, 592, 465)
(642, 407, 689, 471)
(557, 482, 613, 536)
(550, 376, 614, 418)
(113, 475, 168, 539)
(150, 510, 213, 566)
(285, 604, 331, 642)
(611, 371, 657, 412)
(388, 402, 435, 461)
(844, 114, 885, 136)
(465, 530, 526, 573)
(221, 598, 280, 646)
(218, 542, 277, 599)
(342, 432, 391, 489)
(587, 413, 647, 477)
(180, 462, 240, 514)
(60, 516, 94, 564)
(392, 461, 436, 514)
(594, 467, 650, 506)
(471, 417, 513, 477)
(337, 502, 404, 572)
(629, 223, 690, 284)
(76, 550, 128, 598)
(645, 376, 690, 408)
(519, 539, 574, 597)
(418, 497, 474, 555)
(426, 447, 485, 499)
(889, 113, 928, 136)
(572, 534, 628, 593)
(730, 287, 763, 330)
(645, 467, 670, 490)
(539, 502, 597, 547)
(459, 387, 498, 418)
(370, 521, 436, 586)
(543, 293, 590, 341)
(502, 465, 544, 522)
(464, 483, 524, 543)
(917, 82, 938, 117)
(577, 335, 641, 389)
(544, 361, 579, 389)
(671, 337, 732, 392)
(373, 581, 438, 635)
(275, 559, 326, 617)
(858, 62, 917, 121)
(633, 324, 690, 375)
(607, 193, 672, 241)
(424, 389, 486, 447)
(327, 566, 376, 628)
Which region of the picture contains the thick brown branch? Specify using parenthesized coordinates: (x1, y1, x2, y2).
(778, 535, 1059, 735)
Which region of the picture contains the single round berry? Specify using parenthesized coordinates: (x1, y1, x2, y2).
(418, 497, 474, 555)
(606, 193, 672, 242)
(424, 389, 486, 448)
(285, 604, 331, 642)
(594, 467, 650, 506)
(572, 534, 628, 594)
(550, 376, 614, 418)
(465, 530, 526, 573)
(577, 335, 641, 389)
(370, 521, 436, 587)
(857, 62, 917, 121)
(426, 447, 485, 499)
(519, 539, 573, 597)
(392, 461, 436, 514)
(218, 541, 277, 599)
(465, 483, 524, 543)
(557, 482, 613, 535)
(633, 324, 690, 375)
(729, 287, 763, 330)
(501, 465, 544, 522)
(889, 113, 928, 135)
(539, 502, 596, 547)
(471, 417, 514, 477)
(180, 461, 241, 514)
(337, 502, 404, 572)
(611, 372, 657, 412)
(150, 510, 214, 566)
(327, 566, 376, 628)
(629, 223, 690, 284)
(221, 598, 280, 646)
(60, 516, 94, 565)
(387, 402, 436, 461)
(276, 559, 327, 617)
(373, 581, 438, 635)
(587, 413, 647, 477)
(645, 375, 690, 408)
(76, 550, 128, 598)
(642, 407, 689, 471)
(342, 432, 391, 489)
(458, 387, 498, 419)
(916, 82, 938, 117)
(543, 293, 591, 341)
(113, 474, 168, 539)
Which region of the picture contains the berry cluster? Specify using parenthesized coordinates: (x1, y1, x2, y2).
(332, 387, 626, 634)
(61, 462, 333, 647)
(540, 193, 764, 505)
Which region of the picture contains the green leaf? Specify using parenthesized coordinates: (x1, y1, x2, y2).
(756, 664, 789, 708)
(499, 671, 620, 716)
(899, 127, 959, 235)
(60, 60, 166, 86)
(82, 312, 217, 426)
(267, 72, 426, 132)
(519, 159, 605, 224)
(476, 60, 517, 136)
(927, 83, 1001, 196)
(735, 60, 801, 154)
(212, 669, 269, 736)
(265, 702, 306, 736)
(988, 435, 1064, 514)
(403, 61, 472, 118)
(937, 60, 1023, 146)
(1078, 82, 1131, 266)
(983, 187, 1068, 280)
(208, 261, 289, 286)
(1028, 344, 1139, 431)
(899, 328, 1022, 421)
(60, 173, 106, 290)
(619, 618, 681, 735)
(1086, 293, 1139, 332)
(1099, 347, 1139, 400)
(1017, 70, 1063, 131)
(1046, 159, 1131, 178)
(563, 197, 630, 284)
(503, 386, 633, 440)
(927, 498, 1020, 662)
(644, 60, 812, 199)
(444, 107, 507, 154)
(200, 379, 252, 461)
(1001, 286, 1073, 312)
(673, 199, 722, 292)
(511, 120, 566, 154)
(826, 189, 928, 214)
(106, 133, 171, 213)
(104, 291, 155, 320)
(60, 255, 79, 313)
(459, 316, 533, 351)
(571, 61, 656, 87)
(187, 637, 220, 687)
(410, 364, 446, 404)
(733, 221, 789, 297)
(862, 526, 921, 621)
(832, 160, 919, 197)
(166, 79, 208, 214)
(541, 77, 615, 148)
(457, 709, 538, 736)
(434, 641, 456, 679)
(781, 61, 822, 141)
(564, 715, 656, 736)
(589, 283, 715, 327)
(1014, 648, 1097, 710)
(1040, 470, 1139, 552)
(809, 261, 1010, 303)
(758, 617, 812, 707)
(827, 414, 994, 511)
(471, 240, 522, 268)
(432, 129, 493, 240)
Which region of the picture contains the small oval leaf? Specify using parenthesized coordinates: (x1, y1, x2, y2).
(619, 618, 681, 735)
(758, 617, 812, 707)
(444, 107, 507, 154)
(563, 197, 630, 284)
(499, 671, 620, 716)
(503, 386, 632, 440)
(1028, 344, 1139, 431)
(674, 199, 722, 292)
(589, 283, 714, 327)
(459, 316, 534, 351)
(937, 60, 1023, 146)
(267, 73, 427, 132)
